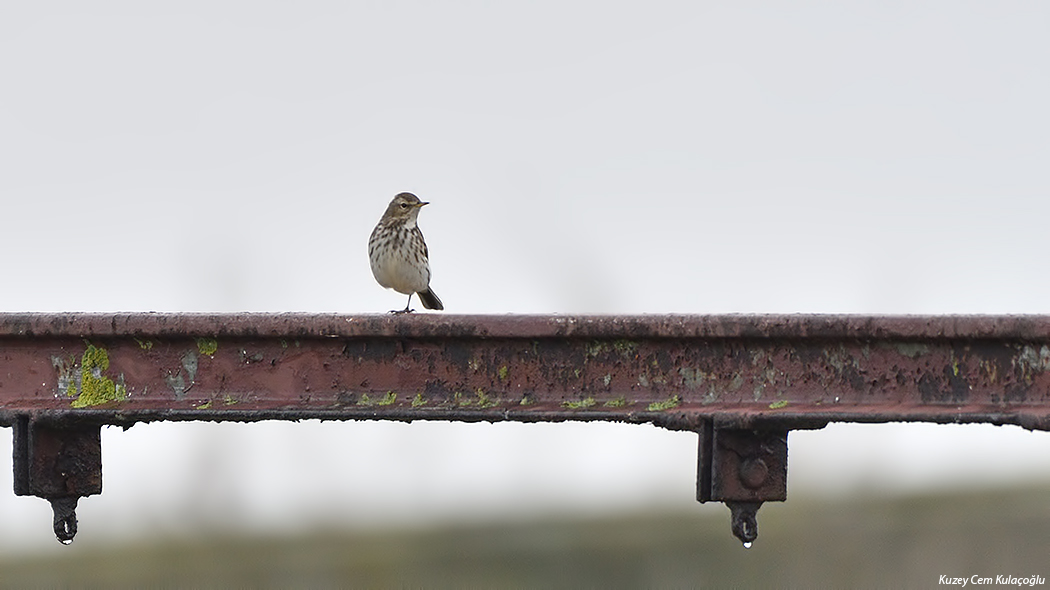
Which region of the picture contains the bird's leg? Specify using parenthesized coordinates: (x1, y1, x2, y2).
(390, 293, 415, 314)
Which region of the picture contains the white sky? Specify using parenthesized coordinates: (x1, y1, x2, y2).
(1, 1, 1049, 554)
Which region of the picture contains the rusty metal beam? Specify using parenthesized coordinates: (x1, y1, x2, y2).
(2, 313, 1050, 545)
(1, 313, 1049, 430)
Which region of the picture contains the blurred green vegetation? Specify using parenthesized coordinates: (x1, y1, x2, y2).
(2, 486, 1048, 588)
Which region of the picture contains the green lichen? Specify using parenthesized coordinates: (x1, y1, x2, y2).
(456, 389, 498, 408)
(71, 344, 127, 408)
(563, 397, 597, 409)
(134, 338, 154, 351)
(196, 338, 218, 357)
(197, 400, 213, 410)
(358, 391, 397, 406)
(585, 341, 605, 359)
(586, 340, 639, 359)
(647, 395, 680, 412)
(769, 400, 789, 409)
(604, 396, 627, 408)
(613, 340, 639, 357)
(412, 393, 427, 407)
(223, 395, 237, 405)
(478, 389, 500, 408)
(498, 365, 509, 381)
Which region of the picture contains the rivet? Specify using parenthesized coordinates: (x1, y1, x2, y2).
(739, 457, 769, 489)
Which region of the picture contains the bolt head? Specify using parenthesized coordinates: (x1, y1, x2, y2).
(739, 457, 769, 489)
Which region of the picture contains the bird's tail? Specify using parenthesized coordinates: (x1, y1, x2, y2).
(418, 288, 443, 310)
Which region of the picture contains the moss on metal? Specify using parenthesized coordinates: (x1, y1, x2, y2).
(563, 397, 597, 409)
(647, 395, 680, 412)
(196, 338, 218, 357)
(70, 344, 127, 408)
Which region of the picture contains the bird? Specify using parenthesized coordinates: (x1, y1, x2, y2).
(368, 192, 444, 313)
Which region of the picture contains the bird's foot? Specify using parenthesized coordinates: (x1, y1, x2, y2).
(389, 308, 415, 315)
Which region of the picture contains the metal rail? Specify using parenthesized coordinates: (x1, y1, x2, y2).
(3, 313, 1049, 545)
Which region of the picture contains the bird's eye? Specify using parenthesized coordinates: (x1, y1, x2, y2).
(399, 203, 409, 209)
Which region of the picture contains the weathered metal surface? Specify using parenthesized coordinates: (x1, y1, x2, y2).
(698, 426, 787, 503)
(12, 420, 102, 498)
(3, 313, 1049, 545)
(1, 313, 1050, 430)
(12, 418, 102, 543)
(697, 424, 788, 546)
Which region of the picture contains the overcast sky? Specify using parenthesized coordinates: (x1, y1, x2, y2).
(2, 1, 1049, 553)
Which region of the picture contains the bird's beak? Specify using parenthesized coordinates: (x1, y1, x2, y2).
(417, 202, 429, 207)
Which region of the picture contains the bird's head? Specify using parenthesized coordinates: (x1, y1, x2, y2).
(383, 192, 428, 221)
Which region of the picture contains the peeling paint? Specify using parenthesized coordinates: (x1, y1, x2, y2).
(728, 374, 744, 392)
(1016, 344, 1050, 383)
(164, 349, 199, 399)
(894, 343, 930, 359)
(51, 355, 78, 399)
(980, 359, 999, 384)
(239, 349, 265, 363)
(182, 351, 198, 382)
(679, 367, 708, 389)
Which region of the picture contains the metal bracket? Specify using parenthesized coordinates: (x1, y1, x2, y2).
(13, 416, 103, 544)
(697, 421, 788, 546)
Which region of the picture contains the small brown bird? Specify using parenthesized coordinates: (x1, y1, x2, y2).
(368, 192, 444, 313)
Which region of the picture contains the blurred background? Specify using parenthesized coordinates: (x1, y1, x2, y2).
(1, 0, 1049, 586)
